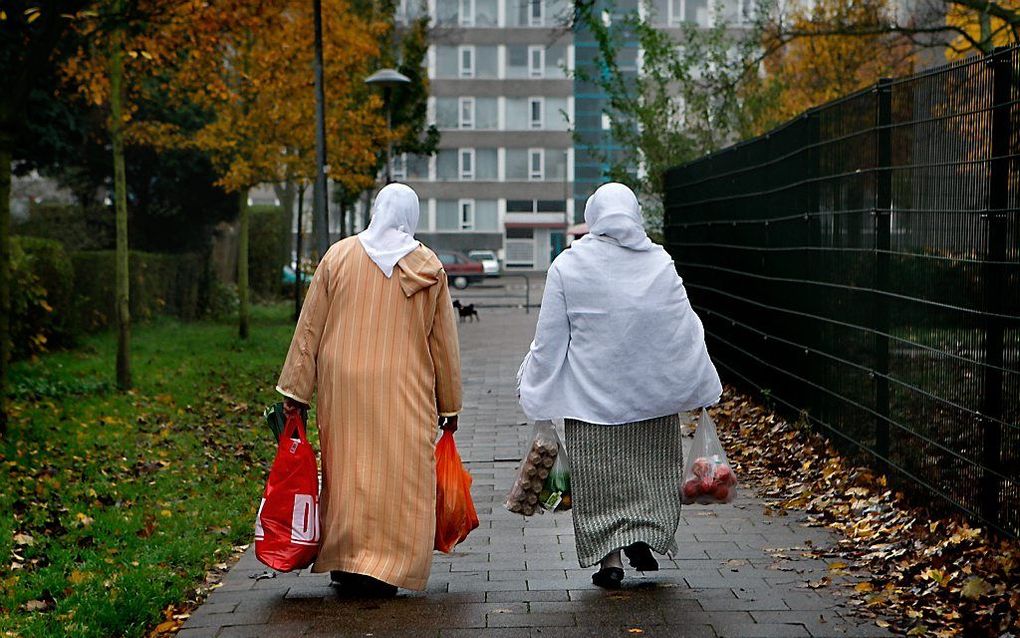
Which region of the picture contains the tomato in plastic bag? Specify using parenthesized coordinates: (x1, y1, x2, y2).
(681, 409, 738, 505)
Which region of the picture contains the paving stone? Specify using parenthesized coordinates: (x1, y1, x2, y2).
(180, 307, 894, 638)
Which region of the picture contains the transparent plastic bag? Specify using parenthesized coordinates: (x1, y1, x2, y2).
(505, 421, 571, 515)
(681, 409, 738, 505)
(540, 441, 571, 512)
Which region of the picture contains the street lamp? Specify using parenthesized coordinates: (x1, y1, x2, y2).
(365, 68, 411, 184)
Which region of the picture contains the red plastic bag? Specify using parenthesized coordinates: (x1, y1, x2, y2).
(681, 409, 738, 505)
(434, 430, 479, 553)
(255, 411, 320, 571)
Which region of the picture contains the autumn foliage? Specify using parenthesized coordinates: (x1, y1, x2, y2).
(751, 0, 915, 134)
(63, 1, 390, 194)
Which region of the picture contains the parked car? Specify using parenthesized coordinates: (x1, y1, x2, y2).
(436, 250, 485, 289)
(468, 250, 501, 277)
(282, 264, 312, 286)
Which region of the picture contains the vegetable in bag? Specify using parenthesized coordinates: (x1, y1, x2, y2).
(681, 409, 738, 505)
(505, 421, 571, 515)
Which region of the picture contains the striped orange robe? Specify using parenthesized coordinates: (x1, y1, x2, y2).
(276, 237, 462, 590)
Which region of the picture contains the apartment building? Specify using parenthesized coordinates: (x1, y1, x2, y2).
(395, 0, 575, 271)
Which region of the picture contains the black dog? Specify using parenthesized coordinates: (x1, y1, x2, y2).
(452, 299, 479, 323)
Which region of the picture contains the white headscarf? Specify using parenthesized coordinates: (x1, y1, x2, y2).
(516, 182, 722, 425)
(582, 182, 653, 251)
(358, 183, 421, 278)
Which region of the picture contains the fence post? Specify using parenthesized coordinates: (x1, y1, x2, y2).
(980, 47, 1011, 526)
(873, 79, 893, 467)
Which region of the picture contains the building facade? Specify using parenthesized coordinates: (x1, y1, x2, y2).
(397, 0, 575, 271)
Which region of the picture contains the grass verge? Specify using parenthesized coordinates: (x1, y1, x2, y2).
(1, 304, 306, 638)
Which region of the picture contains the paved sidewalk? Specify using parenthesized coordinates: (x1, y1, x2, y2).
(178, 310, 893, 638)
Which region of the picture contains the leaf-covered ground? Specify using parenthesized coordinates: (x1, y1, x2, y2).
(711, 389, 1020, 637)
(1, 304, 306, 638)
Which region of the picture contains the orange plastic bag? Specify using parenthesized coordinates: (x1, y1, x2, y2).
(434, 430, 479, 553)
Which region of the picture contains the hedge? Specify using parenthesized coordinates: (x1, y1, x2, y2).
(70, 250, 210, 332)
(10, 237, 76, 358)
(248, 205, 288, 298)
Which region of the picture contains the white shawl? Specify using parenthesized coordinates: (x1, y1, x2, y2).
(517, 183, 722, 425)
(358, 183, 421, 277)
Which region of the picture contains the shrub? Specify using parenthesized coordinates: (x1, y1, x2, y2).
(70, 251, 211, 332)
(9, 237, 76, 359)
(13, 202, 114, 250)
(248, 205, 288, 299)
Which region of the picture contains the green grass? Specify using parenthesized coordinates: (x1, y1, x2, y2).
(1, 304, 310, 637)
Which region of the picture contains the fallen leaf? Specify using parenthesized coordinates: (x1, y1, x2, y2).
(960, 576, 991, 600)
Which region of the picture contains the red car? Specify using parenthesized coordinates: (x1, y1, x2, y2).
(436, 251, 485, 289)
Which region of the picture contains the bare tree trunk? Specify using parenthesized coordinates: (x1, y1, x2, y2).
(110, 12, 132, 391)
(272, 179, 295, 274)
(294, 184, 306, 322)
(0, 126, 11, 437)
(238, 189, 250, 339)
(312, 0, 330, 259)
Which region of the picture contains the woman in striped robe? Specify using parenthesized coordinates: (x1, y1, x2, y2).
(277, 183, 462, 595)
(517, 182, 722, 588)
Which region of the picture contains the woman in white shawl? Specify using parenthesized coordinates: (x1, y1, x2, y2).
(517, 182, 721, 588)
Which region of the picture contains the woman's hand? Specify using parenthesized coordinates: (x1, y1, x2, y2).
(284, 397, 308, 416)
(439, 415, 459, 433)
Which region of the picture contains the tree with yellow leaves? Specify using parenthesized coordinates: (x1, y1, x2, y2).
(142, 0, 389, 338)
(62, 0, 173, 389)
(750, 0, 915, 134)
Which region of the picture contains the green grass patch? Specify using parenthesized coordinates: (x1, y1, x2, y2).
(1, 304, 311, 637)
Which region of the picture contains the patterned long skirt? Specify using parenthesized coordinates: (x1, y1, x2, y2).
(564, 414, 684, 568)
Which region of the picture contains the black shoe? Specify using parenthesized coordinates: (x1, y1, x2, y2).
(344, 573, 398, 598)
(592, 566, 624, 589)
(623, 542, 659, 572)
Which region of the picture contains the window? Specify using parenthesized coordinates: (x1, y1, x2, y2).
(529, 148, 544, 180)
(475, 200, 498, 230)
(459, 45, 475, 78)
(507, 46, 529, 79)
(459, 0, 474, 25)
(528, 46, 544, 78)
(686, 0, 708, 25)
(437, 201, 459, 229)
(506, 227, 534, 239)
(529, 0, 543, 25)
(475, 148, 498, 179)
(459, 97, 475, 129)
(437, 149, 458, 179)
(505, 149, 528, 179)
(669, 0, 682, 24)
(537, 199, 566, 212)
(529, 97, 543, 129)
(475, 98, 498, 129)
(475, 0, 498, 25)
(507, 200, 535, 212)
(459, 148, 475, 180)
(391, 153, 407, 180)
(507, 200, 566, 213)
(459, 199, 475, 230)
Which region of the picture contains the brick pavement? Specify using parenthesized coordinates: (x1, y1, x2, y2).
(178, 307, 895, 638)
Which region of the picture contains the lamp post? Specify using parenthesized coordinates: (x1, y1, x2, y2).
(312, 0, 330, 259)
(365, 69, 411, 183)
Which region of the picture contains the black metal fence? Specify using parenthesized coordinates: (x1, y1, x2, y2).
(663, 46, 1020, 537)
